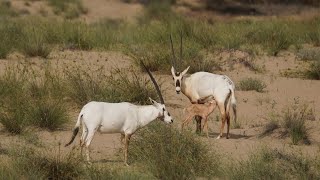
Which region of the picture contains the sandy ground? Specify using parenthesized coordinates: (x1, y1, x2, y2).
(1, 0, 320, 167)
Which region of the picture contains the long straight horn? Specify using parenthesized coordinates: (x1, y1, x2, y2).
(180, 30, 183, 62)
(170, 34, 177, 70)
(140, 60, 165, 104)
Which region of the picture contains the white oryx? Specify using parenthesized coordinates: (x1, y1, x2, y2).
(65, 61, 173, 166)
(169, 35, 237, 139)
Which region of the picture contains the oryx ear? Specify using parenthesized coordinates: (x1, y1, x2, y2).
(171, 66, 175, 77)
(149, 97, 157, 105)
(181, 66, 190, 76)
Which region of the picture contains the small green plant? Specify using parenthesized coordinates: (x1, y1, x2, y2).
(238, 78, 266, 92)
(130, 122, 220, 179)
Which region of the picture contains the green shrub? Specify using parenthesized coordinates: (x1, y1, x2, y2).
(8, 145, 84, 179)
(238, 77, 266, 92)
(130, 122, 220, 179)
(0, 63, 69, 133)
(64, 65, 158, 107)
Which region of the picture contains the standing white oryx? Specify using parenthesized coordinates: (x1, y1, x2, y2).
(65, 61, 173, 166)
(169, 35, 237, 139)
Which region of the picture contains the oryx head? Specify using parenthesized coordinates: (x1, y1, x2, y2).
(171, 66, 189, 94)
(140, 60, 173, 124)
(169, 33, 189, 94)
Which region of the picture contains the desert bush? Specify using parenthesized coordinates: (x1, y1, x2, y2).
(238, 77, 266, 92)
(297, 48, 320, 61)
(129, 122, 221, 179)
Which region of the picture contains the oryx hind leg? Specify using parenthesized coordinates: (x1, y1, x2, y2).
(84, 127, 97, 164)
(226, 113, 231, 139)
(216, 101, 227, 139)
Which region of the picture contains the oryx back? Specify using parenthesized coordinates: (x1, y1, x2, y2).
(80, 101, 138, 134)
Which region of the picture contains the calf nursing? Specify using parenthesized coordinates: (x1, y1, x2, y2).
(182, 97, 217, 138)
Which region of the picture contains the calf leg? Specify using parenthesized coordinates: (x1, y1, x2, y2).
(182, 115, 192, 130)
(195, 116, 202, 134)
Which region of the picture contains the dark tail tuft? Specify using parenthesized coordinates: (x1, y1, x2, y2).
(65, 127, 80, 147)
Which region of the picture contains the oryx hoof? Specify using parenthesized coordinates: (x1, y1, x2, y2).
(124, 163, 130, 166)
(216, 135, 221, 139)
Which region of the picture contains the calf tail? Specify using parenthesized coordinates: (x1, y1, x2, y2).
(65, 114, 83, 147)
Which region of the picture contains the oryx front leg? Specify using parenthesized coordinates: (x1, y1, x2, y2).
(203, 118, 209, 138)
(124, 134, 131, 166)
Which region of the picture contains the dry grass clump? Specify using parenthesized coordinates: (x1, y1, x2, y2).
(238, 77, 266, 92)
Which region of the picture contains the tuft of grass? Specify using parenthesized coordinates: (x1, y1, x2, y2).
(29, 98, 69, 131)
(305, 60, 320, 80)
(129, 121, 221, 179)
(282, 105, 312, 145)
(238, 77, 266, 92)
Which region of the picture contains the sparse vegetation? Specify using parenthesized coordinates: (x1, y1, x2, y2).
(0, 63, 68, 133)
(260, 104, 314, 145)
(47, 0, 88, 19)
(238, 77, 266, 92)
(226, 148, 320, 179)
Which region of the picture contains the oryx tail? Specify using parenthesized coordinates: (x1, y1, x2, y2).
(65, 113, 83, 147)
(225, 88, 237, 122)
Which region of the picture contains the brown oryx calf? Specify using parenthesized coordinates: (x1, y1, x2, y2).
(182, 96, 217, 138)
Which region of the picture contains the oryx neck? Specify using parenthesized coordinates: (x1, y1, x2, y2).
(138, 105, 160, 127)
(180, 74, 190, 94)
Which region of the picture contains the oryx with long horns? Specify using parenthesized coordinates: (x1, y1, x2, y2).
(65, 61, 173, 165)
(169, 34, 237, 139)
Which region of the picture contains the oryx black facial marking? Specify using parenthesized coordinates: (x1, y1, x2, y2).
(175, 80, 181, 87)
